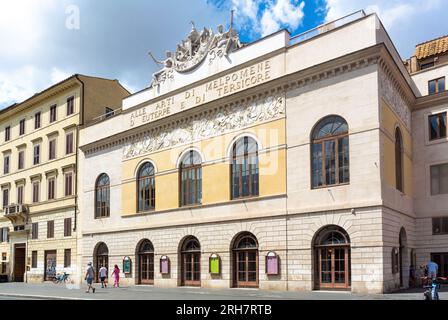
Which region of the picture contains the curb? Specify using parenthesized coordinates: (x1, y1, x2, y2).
(0, 292, 92, 300)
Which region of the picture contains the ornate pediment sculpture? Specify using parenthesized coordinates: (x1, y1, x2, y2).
(149, 21, 243, 87)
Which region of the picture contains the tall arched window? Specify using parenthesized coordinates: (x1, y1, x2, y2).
(311, 116, 349, 188)
(95, 174, 110, 218)
(180, 151, 202, 206)
(231, 137, 259, 199)
(137, 162, 155, 212)
(395, 128, 404, 192)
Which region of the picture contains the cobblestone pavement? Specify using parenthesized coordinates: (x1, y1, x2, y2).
(0, 283, 446, 300)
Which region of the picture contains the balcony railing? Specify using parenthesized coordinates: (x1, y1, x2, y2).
(289, 10, 366, 46)
(3, 204, 28, 226)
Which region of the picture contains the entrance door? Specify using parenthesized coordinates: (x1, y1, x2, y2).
(139, 253, 154, 284)
(13, 244, 26, 282)
(317, 246, 350, 289)
(44, 250, 57, 281)
(234, 250, 258, 288)
(181, 252, 200, 286)
(96, 255, 108, 283)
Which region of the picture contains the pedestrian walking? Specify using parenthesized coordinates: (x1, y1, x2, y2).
(112, 264, 120, 288)
(85, 262, 96, 293)
(99, 265, 108, 288)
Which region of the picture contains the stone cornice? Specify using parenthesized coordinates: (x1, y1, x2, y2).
(414, 91, 448, 110)
(81, 44, 410, 155)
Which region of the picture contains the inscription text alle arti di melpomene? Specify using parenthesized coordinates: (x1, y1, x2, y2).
(129, 60, 271, 127)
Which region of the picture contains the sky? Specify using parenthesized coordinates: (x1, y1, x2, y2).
(1, 0, 447, 109)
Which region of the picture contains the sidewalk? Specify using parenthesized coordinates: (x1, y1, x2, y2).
(0, 282, 444, 300)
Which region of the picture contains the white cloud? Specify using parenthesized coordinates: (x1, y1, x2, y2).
(323, 0, 447, 58)
(50, 68, 72, 84)
(232, 0, 306, 37)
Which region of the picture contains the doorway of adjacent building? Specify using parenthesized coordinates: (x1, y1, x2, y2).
(94, 242, 109, 283)
(180, 236, 201, 287)
(44, 250, 57, 281)
(399, 228, 407, 287)
(232, 232, 259, 288)
(137, 239, 154, 285)
(314, 225, 351, 290)
(13, 244, 26, 282)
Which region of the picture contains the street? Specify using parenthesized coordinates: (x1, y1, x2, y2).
(0, 283, 445, 300)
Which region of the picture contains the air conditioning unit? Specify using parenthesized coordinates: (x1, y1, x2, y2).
(5, 204, 26, 215)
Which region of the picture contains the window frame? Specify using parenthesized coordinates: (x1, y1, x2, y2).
(4, 126, 10, 142)
(17, 185, 24, 205)
(18, 150, 25, 170)
(430, 162, 448, 196)
(31, 222, 39, 240)
(64, 218, 72, 237)
(179, 151, 202, 207)
(65, 132, 74, 155)
(32, 181, 40, 203)
(231, 137, 259, 199)
(137, 164, 156, 212)
(47, 177, 56, 200)
(31, 251, 38, 268)
(50, 105, 57, 123)
(428, 77, 446, 95)
(95, 174, 111, 218)
(47, 220, 54, 239)
(34, 112, 41, 130)
(33, 144, 41, 165)
(395, 128, 404, 193)
(19, 119, 26, 136)
(3, 155, 10, 174)
(64, 249, 71, 268)
(48, 138, 57, 160)
(66, 96, 75, 116)
(64, 172, 73, 197)
(2, 189, 9, 208)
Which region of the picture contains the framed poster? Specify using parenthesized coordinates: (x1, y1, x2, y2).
(266, 251, 279, 275)
(160, 256, 170, 274)
(209, 254, 220, 274)
(123, 256, 132, 274)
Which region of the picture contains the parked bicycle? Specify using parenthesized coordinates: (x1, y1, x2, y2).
(53, 272, 71, 284)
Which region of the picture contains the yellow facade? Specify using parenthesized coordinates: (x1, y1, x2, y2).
(121, 119, 286, 215)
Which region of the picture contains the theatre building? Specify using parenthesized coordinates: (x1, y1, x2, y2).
(0, 75, 129, 283)
(79, 11, 448, 293)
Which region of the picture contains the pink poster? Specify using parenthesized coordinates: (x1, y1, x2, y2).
(266, 256, 278, 275)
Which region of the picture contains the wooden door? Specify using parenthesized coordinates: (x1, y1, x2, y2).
(234, 250, 258, 288)
(139, 253, 154, 284)
(317, 246, 350, 289)
(182, 252, 200, 286)
(13, 245, 26, 282)
(44, 250, 57, 281)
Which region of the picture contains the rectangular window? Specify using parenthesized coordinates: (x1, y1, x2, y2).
(65, 133, 74, 154)
(433, 217, 448, 235)
(49, 139, 56, 160)
(48, 178, 56, 200)
(430, 163, 448, 195)
(64, 173, 73, 197)
(1, 228, 8, 243)
(429, 112, 447, 141)
(35, 112, 41, 129)
(3, 155, 10, 174)
(18, 150, 25, 170)
(47, 220, 54, 239)
(431, 253, 448, 278)
(64, 218, 72, 237)
(64, 249, 71, 268)
(2, 189, 9, 208)
(17, 186, 23, 205)
(5, 126, 10, 142)
(429, 77, 446, 95)
(50, 105, 57, 123)
(67, 96, 74, 116)
(31, 251, 37, 268)
(32, 222, 39, 240)
(19, 119, 25, 135)
(33, 145, 40, 165)
(32, 182, 40, 203)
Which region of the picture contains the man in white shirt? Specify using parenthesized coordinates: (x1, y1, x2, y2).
(99, 265, 108, 288)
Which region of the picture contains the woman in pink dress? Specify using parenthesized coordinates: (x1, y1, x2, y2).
(112, 265, 120, 288)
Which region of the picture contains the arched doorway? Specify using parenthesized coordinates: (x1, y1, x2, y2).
(137, 240, 154, 285)
(94, 242, 109, 283)
(232, 232, 259, 288)
(314, 225, 351, 290)
(399, 227, 407, 287)
(180, 236, 201, 286)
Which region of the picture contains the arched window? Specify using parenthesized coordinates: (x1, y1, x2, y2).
(180, 151, 202, 206)
(395, 128, 404, 192)
(95, 174, 110, 218)
(311, 116, 349, 188)
(231, 137, 259, 199)
(137, 162, 155, 212)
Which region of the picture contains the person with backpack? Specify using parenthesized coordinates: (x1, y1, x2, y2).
(85, 262, 96, 293)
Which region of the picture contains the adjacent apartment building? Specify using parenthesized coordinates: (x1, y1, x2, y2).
(78, 11, 448, 294)
(0, 75, 129, 283)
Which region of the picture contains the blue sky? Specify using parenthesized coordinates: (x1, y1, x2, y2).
(1, 0, 447, 109)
